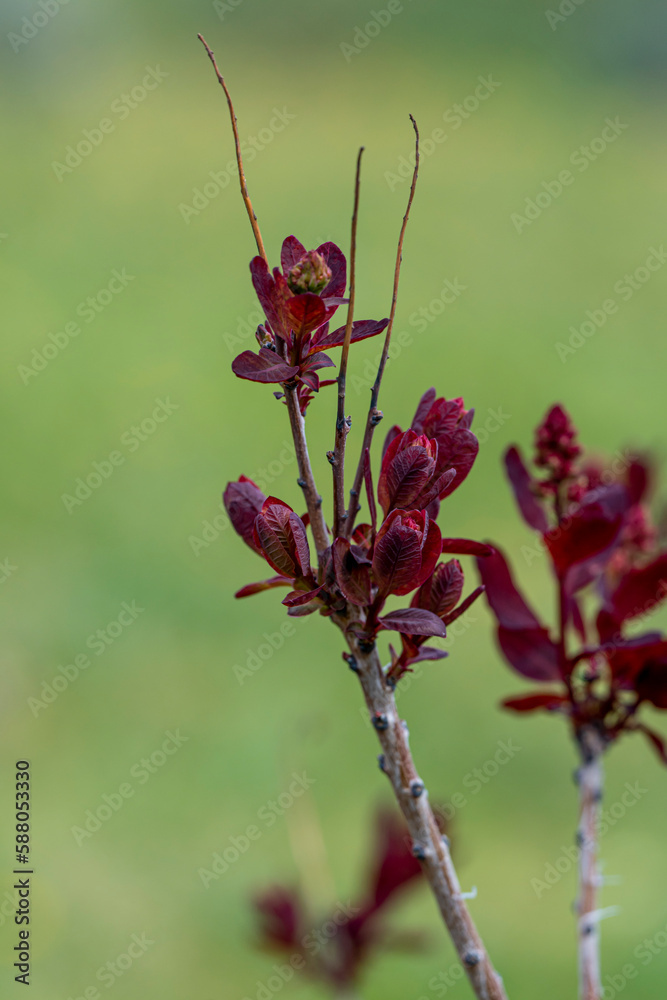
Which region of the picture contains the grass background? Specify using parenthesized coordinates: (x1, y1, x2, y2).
(1, 0, 667, 996)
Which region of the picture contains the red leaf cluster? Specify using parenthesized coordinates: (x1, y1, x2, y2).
(479, 404, 667, 764)
(231, 236, 388, 412)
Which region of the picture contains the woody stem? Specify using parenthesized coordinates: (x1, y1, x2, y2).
(284, 385, 330, 563)
(576, 734, 604, 1000)
(338, 624, 508, 1000)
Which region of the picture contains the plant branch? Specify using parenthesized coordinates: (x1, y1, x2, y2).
(284, 386, 330, 563)
(576, 732, 604, 1000)
(197, 34, 268, 264)
(346, 116, 420, 536)
(337, 621, 508, 1000)
(332, 147, 364, 538)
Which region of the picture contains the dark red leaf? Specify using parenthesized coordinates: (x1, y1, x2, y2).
(635, 658, 667, 709)
(504, 446, 549, 533)
(607, 553, 667, 625)
(363, 448, 377, 533)
(442, 538, 494, 557)
(410, 388, 437, 434)
(232, 348, 299, 384)
(317, 241, 347, 298)
(333, 537, 372, 607)
(497, 625, 561, 681)
(280, 235, 307, 274)
(235, 576, 292, 598)
(476, 546, 544, 630)
(282, 586, 324, 607)
(412, 560, 463, 617)
(378, 608, 448, 638)
(378, 432, 436, 515)
(223, 476, 266, 554)
(313, 318, 389, 352)
(372, 510, 441, 597)
(250, 257, 286, 341)
(382, 424, 402, 460)
(300, 351, 336, 374)
(502, 691, 568, 713)
(545, 500, 623, 574)
(286, 293, 327, 339)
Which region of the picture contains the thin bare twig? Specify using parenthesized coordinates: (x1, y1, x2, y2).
(346, 116, 420, 536)
(331, 147, 364, 538)
(197, 34, 268, 264)
(576, 732, 605, 1000)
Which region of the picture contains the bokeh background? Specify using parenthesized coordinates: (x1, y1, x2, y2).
(2, 0, 667, 997)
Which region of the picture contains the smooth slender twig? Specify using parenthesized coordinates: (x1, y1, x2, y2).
(331, 147, 364, 537)
(197, 34, 268, 264)
(346, 116, 420, 537)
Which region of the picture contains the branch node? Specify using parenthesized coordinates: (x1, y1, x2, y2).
(410, 779, 425, 798)
(372, 712, 389, 732)
(297, 478, 307, 488)
(343, 652, 359, 673)
(412, 842, 427, 861)
(370, 409, 384, 426)
(378, 753, 386, 772)
(464, 951, 481, 968)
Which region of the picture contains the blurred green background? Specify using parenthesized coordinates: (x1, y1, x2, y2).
(2, 0, 667, 997)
